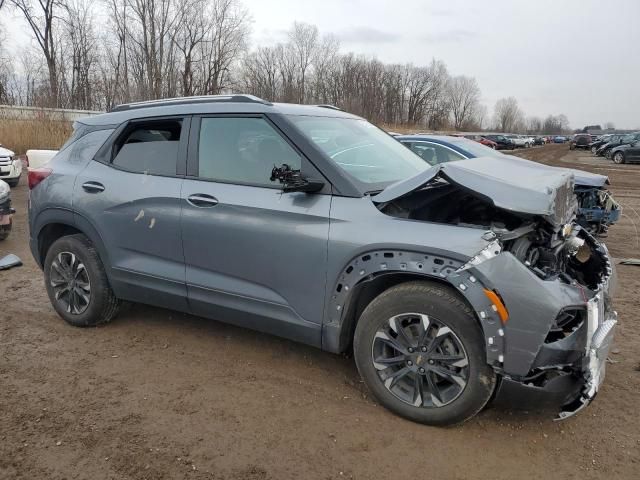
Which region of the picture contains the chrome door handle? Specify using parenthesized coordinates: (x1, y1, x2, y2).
(187, 194, 218, 207)
(82, 181, 105, 193)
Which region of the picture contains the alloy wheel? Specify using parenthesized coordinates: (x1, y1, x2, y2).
(614, 152, 624, 164)
(49, 251, 91, 314)
(372, 313, 469, 408)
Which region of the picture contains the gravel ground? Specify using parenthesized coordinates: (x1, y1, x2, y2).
(1, 144, 638, 479)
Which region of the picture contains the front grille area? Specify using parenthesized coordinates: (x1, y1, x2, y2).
(553, 179, 578, 225)
(0, 157, 12, 167)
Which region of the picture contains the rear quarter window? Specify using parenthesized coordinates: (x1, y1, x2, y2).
(52, 129, 115, 166)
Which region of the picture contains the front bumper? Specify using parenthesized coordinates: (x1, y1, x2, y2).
(556, 294, 617, 419)
(0, 160, 22, 181)
(458, 232, 618, 419)
(493, 295, 617, 418)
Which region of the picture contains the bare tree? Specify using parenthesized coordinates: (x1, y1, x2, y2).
(494, 97, 521, 132)
(9, 0, 63, 106)
(199, 0, 251, 94)
(447, 75, 480, 130)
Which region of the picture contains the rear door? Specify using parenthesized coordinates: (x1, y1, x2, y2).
(73, 116, 189, 310)
(180, 115, 331, 346)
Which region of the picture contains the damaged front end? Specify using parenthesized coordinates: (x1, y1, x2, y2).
(574, 184, 621, 235)
(373, 157, 618, 419)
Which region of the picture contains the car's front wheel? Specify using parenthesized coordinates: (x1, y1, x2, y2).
(591, 146, 598, 155)
(354, 281, 496, 426)
(613, 151, 625, 164)
(44, 234, 121, 327)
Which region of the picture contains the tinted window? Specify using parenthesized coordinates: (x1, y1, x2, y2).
(112, 119, 182, 175)
(198, 117, 300, 187)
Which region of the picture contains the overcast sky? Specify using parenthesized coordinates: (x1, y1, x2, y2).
(243, 0, 640, 129)
(2, 0, 639, 129)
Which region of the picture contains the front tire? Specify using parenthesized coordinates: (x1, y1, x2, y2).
(353, 281, 496, 426)
(613, 151, 625, 164)
(591, 145, 598, 155)
(44, 234, 121, 327)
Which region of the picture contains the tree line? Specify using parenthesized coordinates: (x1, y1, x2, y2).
(0, 0, 571, 133)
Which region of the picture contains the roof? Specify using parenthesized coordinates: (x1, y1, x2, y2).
(77, 95, 360, 126)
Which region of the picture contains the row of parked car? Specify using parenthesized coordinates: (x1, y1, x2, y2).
(455, 133, 571, 150)
(570, 132, 640, 164)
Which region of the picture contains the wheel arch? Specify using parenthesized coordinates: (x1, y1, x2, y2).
(322, 249, 506, 369)
(33, 209, 111, 277)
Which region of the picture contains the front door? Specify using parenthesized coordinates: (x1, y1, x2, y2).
(73, 116, 189, 310)
(181, 115, 331, 346)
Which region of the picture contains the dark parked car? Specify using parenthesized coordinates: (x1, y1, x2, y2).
(589, 135, 611, 154)
(605, 133, 640, 158)
(610, 137, 640, 164)
(0, 179, 14, 240)
(569, 134, 592, 150)
(482, 134, 515, 150)
(596, 134, 625, 156)
(28, 95, 617, 425)
(553, 136, 567, 143)
(396, 134, 621, 234)
(533, 136, 546, 146)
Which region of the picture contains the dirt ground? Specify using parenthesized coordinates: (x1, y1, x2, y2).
(1, 144, 639, 479)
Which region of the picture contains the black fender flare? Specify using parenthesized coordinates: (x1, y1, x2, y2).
(321, 248, 505, 369)
(32, 208, 112, 280)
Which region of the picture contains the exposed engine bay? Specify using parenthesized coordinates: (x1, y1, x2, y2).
(378, 181, 606, 291)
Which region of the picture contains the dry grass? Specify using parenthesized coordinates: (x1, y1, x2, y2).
(0, 118, 72, 155)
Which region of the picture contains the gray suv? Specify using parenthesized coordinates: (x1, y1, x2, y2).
(28, 95, 617, 425)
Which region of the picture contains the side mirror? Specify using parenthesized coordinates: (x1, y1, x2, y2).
(270, 164, 325, 193)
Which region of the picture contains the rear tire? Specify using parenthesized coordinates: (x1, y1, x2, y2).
(353, 281, 496, 426)
(613, 152, 625, 164)
(44, 234, 121, 327)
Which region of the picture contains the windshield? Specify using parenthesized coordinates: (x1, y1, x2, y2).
(287, 116, 428, 188)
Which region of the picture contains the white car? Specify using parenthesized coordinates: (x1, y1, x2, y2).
(26, 149, 59, 169)
(0, 144, 22, 187)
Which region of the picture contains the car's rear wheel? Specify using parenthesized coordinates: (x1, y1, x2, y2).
(613, 151, 625, 164)
(353, 281, 496, 426)
(44, 234, 121, 327)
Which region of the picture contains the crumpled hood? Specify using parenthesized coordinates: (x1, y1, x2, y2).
(373, 156, 577, 220)
(499, 154, 609, 187)
(0, 145, 15, 157)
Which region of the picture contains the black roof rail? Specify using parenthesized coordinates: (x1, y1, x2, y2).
(316, 104, 342, 111)
(111, 94, 273, 112)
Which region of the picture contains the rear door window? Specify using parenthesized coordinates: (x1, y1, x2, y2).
(112, 118, 183, 176)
